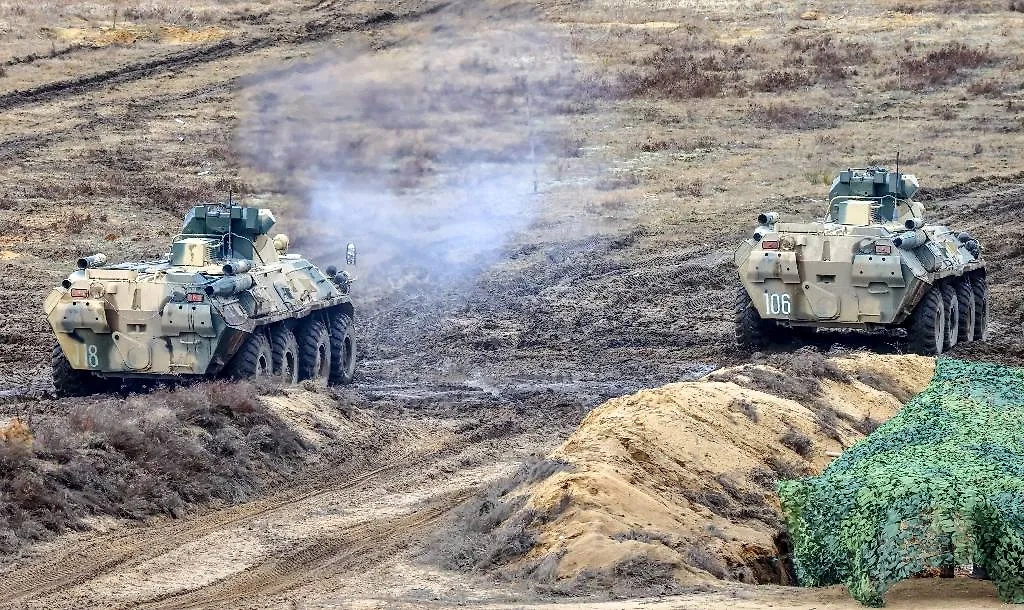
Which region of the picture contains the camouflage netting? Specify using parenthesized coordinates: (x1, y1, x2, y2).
(779, 359, 1024, 607)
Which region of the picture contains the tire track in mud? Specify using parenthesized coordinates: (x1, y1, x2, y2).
(0, 413, 511, 608)
(0, 455, 404, 604)
(0, 2, 449, 113)
(137, 490, 470, 610)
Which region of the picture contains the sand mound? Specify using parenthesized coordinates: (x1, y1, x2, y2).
(495, 352, 934, 589)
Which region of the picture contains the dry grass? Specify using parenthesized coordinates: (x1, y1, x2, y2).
(0, 382, 305, 554)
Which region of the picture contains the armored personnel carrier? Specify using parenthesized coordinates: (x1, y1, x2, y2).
(735, 167, 986, 355)
(45, 203, 358, 396)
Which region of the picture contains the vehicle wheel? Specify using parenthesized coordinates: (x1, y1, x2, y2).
(298, 318, 331, 382)
(972, 272, 989, 341)
(225, 331, 272, 380)
(329, 314, 356, 385)
(954, 276, 976, 344)
(270, 326, 299, 384)
(940, 282, 959, 350)
(735, 286, 774, 352)
(52, 343, 100, 397)
(906, 285, 945, 355)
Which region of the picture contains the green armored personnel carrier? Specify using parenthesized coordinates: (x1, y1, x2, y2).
(735, 167, 986, 355)
(45, 203, 358, 396)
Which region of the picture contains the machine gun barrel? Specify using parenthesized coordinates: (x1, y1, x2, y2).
(77, 253, 107, 269)
(222, 260, 253, 275)
(204, 274, 255, 297)
(893, 230, 927, 250)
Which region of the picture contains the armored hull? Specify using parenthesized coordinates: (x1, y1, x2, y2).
(46, 204, 358, 395)
(735, 167, 986, 355)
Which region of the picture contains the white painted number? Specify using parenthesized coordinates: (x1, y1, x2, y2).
(764, 293, 792, 316)
(85, 344, 99, 368)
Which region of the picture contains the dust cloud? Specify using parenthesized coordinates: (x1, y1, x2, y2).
(237, 17, 590, 307)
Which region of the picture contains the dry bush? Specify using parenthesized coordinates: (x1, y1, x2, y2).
(424, 457, 570, 571)
(748, 103, 838, 131)
(780, 428, 814, 458)
(896, 43, 996, 88)
(784, 35, 872, 82)
(754, 69, 809, 92)
(728, 397, 760, 422)
(1013, 0, 1024, 11)
(855, 367, 913, 403)
(622, 48, 731, 99)
(685, 544, 729, 579)
(767, 455, 810, 480)
(558, 555, 684, 597)
(0, 382, 306, 554)
(748, 465, 778, 490)
(968, 79, 1005, 96)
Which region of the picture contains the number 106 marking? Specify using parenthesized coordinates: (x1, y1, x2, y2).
(764, 293, 792, 315)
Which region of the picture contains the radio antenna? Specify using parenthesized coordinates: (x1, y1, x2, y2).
(227, 188, 234, 258)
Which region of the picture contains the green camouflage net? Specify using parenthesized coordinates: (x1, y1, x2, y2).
(779, 359, 1024, 606)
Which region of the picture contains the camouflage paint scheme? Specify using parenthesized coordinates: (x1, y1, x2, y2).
(45, 204, 353, 379)
(735, 167, 984, 329)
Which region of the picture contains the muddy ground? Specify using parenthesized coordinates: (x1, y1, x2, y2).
(1, 0, 1024, 607)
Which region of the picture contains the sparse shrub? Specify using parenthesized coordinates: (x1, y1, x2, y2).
(784, 35, 871, 82)
(748, 103, 838, 130)
(0, 382, 306, 554)
(686, 543, 730, 578)
(425, 457, 570, 571)
(1010, 0, 1024, 11)
(767, 455, 811, 480)
(639, 139, 674, 153)
(856, 367, 913, 403)
(748, 465, 779, 490)
(729, 397, 760, 422)
(968, 80, 1004, 96)
(675, 180, 705, 198)
(780, 428, 815, 458)
(622, 49, 726, 99)
(896, 43, 996, 88)
(754, 69, 810, 92)
(853, 415, 881, 435)
(813, 403, 841, 441)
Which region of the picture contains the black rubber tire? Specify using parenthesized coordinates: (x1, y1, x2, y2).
(225, 331, 272, 380)
(52, 343, 100, 397)
(298, 318, 331, 382)
(972, 272, 989, 341)
(329, 314, 357, 385)
(270, 326, 299, 385)
(735, 286, 774, 352)
(954, 276, 976, 344)
(940, 282, 959, 350)
(907, 285, 945, 355)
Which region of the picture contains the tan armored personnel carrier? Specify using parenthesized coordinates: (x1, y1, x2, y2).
(735, 167, 986, 355)
(45, 203, 357, 396)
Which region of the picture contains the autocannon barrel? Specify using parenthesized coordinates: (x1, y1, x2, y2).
(204, 274, 255, 297)
(77, 253, 107, 269)
(892, 230, 927, 250)
(757, 212, 779, 226)
(222, 260, 253, 275)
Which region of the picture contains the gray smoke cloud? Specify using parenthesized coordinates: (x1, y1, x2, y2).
(236, 16, 587, 308)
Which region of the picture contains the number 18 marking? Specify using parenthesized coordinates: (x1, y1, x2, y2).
(765, 293, 792, 315)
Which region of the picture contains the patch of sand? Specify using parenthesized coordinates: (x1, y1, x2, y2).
(510, 354, 934, 586)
